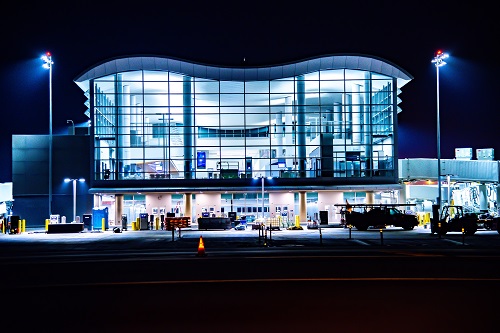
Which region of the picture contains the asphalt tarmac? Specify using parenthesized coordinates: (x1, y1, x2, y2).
(2, 224, 500, 333)
(1, 224, 500, 257)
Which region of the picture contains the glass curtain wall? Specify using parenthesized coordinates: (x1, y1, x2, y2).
(92, 69, 395, 180)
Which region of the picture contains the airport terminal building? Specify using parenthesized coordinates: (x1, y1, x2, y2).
(11, 53, 500, 229)
(66, 54, 411, 226)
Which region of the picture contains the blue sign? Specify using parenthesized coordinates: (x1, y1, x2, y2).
(197, 151, 206, 169)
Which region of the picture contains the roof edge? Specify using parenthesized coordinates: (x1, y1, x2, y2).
(74, 53, 413, 84)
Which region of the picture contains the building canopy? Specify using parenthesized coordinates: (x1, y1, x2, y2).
(74, 54, 413, 92)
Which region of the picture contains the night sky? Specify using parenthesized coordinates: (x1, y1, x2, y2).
(1, 1, 497, 182)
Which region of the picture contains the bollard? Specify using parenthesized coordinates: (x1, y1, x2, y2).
(22, 219, 26, 233)
(348, 224, 352, 239)
(462, 227, 465, 245)
(380, 228, 384, 245)
(295, 215, 301, 229)
(263, 226, 268, 246)
(319, 227, 323, 246)
(438, 222, 442, 239)
(269, 221, 272, 242)
(102, 218, 105, 231)
(45, 219, 49, 231)
(155, 217, 160, 230)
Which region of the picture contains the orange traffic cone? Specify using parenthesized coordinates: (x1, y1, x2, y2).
(197, 235, 206, 257)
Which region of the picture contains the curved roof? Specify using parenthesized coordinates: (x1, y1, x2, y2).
(74, 54, 413, 90)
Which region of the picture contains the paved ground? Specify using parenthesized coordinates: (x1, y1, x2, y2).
(1, 223, 499, 257)
(2, 224, 499, 333)
(0, 224, 343, 252)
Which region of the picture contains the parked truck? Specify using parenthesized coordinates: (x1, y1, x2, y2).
(477, 212, 500, 233)
(334, 203, 418, 231)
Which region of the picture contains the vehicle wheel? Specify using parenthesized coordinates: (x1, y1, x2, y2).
(356, 224, 368, 231)
(438, 229, 447, 236)
(403, 225, 415, 231)
(465, 226, 477, 235)
(463, 221, 478, 235)
(437, 224, 447, 236)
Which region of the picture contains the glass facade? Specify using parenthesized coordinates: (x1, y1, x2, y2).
(88, 64, 404, 182)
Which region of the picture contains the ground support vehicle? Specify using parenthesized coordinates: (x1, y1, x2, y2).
(234, 223, 246, 230)
(197, 217, 231, 230)
(433, 205, 478, 236)
(334, 203, 418, 231)
(264, 218, 281, 231)
(477, 213, 500, 234)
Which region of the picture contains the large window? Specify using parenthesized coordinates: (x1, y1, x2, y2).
(93, 69, 395, 180)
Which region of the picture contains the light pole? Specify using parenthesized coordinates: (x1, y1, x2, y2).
(42, 52, 54, 217)
(67, 119, 75, 135)
(64, 178, 85, 222)
(254, 175, 272, 219)
(432, 50, 448, 213)
(261, 177, 265, 219)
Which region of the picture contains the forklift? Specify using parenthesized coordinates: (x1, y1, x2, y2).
(433, 205, 478, 236)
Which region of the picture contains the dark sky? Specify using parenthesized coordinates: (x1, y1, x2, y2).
(1, 1, 497, 182)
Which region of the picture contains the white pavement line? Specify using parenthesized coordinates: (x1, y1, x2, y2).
(442, 238, 468, 246)
(350, 239, 370, 246)
(14, 277, 500, 290)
